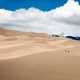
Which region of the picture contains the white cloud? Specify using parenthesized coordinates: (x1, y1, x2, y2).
(0, 0, 80, 36)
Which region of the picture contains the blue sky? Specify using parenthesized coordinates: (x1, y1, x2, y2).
(0, 0, 78, 11)
(0, 0, 80, 36)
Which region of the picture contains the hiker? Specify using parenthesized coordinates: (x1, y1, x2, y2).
(64, 49, 71, 54)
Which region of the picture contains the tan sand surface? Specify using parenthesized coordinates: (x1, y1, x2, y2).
(0, 28, 80, 80)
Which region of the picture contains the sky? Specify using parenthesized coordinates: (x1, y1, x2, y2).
(0, 0, 80, 36)
(0, 0, 68, 11)
(0, 0, 80, 11)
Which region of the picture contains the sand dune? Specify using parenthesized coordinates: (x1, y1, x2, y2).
(0, 28, 80, 80)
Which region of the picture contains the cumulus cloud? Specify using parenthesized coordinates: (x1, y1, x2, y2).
(0, 0, 80, 36)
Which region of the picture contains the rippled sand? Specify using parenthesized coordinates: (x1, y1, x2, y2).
(0, 28, 80, 80)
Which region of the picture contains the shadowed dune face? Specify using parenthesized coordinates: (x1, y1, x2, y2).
(1, 51, 80, 80)
(0, 28, 80, 80)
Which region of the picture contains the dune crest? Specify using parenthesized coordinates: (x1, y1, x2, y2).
(0, 28, 80, 60)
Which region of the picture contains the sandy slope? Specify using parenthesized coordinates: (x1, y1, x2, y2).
(0, 28, 80, 80)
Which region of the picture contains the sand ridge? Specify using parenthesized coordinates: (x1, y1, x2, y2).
(0, 28, 80, 80)
(0, 28, 80, 60)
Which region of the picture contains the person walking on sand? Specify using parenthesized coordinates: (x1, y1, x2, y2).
(64, 49, 71, 54)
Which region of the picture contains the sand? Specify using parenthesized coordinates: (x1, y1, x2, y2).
(0, 28, 80, 80)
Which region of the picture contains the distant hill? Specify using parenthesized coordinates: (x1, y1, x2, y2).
(66, 36, 80, 40)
